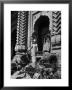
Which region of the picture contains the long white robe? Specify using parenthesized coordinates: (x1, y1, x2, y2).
(43, 38, 50, 52)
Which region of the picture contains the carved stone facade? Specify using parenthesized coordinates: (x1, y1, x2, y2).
(27, 11, 61, 53)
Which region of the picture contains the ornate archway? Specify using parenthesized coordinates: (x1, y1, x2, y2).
(34, 15, 51, 52)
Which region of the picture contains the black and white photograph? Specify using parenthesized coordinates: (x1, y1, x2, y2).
(11, 11, 61, 79)
(4, 4, 69, 86)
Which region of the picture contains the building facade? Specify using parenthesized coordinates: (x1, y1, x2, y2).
(14, 11, 61, 54)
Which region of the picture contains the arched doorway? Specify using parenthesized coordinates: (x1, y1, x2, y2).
(34, 15, 51, 52)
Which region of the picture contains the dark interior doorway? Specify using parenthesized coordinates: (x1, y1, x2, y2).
(11, 29, 16, 59)
(11, 11, 18, 59)
(34, 15, 50, 52)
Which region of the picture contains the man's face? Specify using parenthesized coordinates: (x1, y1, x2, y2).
(45, 37, 50, 43)
(43, 52, 50, 59)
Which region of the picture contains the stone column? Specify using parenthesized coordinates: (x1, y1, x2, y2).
(52, 11, 61, 34)
(27, 11, 32, 50)
(51, 11, 61, 52)
(15, 11, 28, 53)
(12, 11, 28, 64)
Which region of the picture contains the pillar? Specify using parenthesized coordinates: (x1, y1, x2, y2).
(15, 11, 28, 53)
